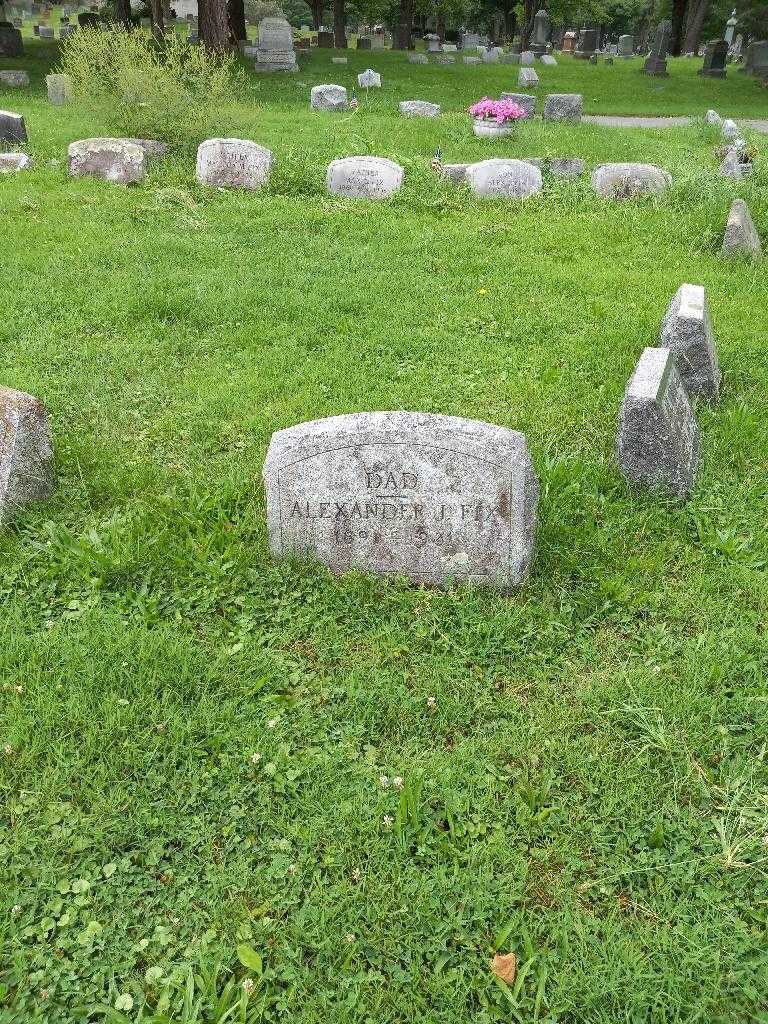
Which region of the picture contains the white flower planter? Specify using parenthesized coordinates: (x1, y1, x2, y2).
(472, 119, 514, 139)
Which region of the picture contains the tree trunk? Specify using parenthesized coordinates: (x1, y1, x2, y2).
(227, 0, 246, 41)
(115, 0, 132, 28)
(436, 10, 445, 40)
(519, 0, 535, 49)
(333, 0, 346, 47)
(503, 8, 517, 45)
(670, 0, 688, 55)
(310, 0, 323, 31)
(199, 0, 230, 50)
(682, 0, 709, 53)
(149, 0, 165, 41)
(392, 0, 412, 49)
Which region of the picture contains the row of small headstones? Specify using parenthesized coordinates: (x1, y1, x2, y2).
(707, 109, 756, 180)
(0, 278, 755, 593)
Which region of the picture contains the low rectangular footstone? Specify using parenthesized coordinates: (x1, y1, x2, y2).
(659, 283, 720, 403)
(263, 411, 539, 591)
(617, 347, 700, 498)
(0, 386, 55, 525)
(543, 93, 583, 122)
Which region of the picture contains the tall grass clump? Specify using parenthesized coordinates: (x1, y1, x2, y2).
(57, 27, 244, 147)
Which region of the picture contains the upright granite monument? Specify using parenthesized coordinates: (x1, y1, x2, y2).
(530, 9, 551, 56)
(699, 38, 727, 77)
(253, 16, 298, 73)
(618, 33, 634, 57)
(263, 411, 540, 591)
(643, 20, 671, 76)
(574, 27, 598, 59)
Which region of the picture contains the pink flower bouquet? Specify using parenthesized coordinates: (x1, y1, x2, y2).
(468, 97, 528, 124)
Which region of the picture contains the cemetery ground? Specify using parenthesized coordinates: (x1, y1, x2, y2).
(2, 39, 768, 1024)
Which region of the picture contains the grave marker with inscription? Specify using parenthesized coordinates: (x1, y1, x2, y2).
(617, 347, 700, 497)
(263, 411, 539, 591)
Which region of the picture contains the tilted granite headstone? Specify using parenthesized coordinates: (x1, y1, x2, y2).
(617, 347, 700, 498)
(643, 20, 671, 75)
(0, 110, 26, 144)
(659, 284, 720, 403)
(326, 156, 404, 199)
(722, 198, 761, 257)
(254, 16, 297, 72)
(196, 138, 273, 190)
(263, 411, 539, 591)
(698, 38, 727, 77)
(0, 387, 55, 525)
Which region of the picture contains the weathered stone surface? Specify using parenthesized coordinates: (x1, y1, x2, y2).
(253, 16, 297, 72)
(543, 93, 583, 122)
(326, 156, 404, 199)
(699, 38, 727, 77)
(358, 68, 381, 87)
(0, 70, 28, 86)
(705, 108, 721, 125)
(501, 91, 536, 117)
(548, 157, 585, 178)
(482, 46, 501, 63)
(45, 73, 73, 104)
(441, 162, 469, 183)
(722, 198, 761, 257)
(617, 347, 700, 498)
(310, 83, 348, 111)
(720, 148, 751, 179)
(127, 138, 168, 158)
(38, 24, 54, 37)
(67, 138, 146, 184)
(463, 55, 482, 64)
(721, 117, 738, 139)
(399, 99, 441, 118)
(263, 411, 539, 590)
(0, 152, 31, 172)
(591, 163, 671, 198)
(519, 157, 545, 168)
(574, 27, 598, 59)
(0, 386, 55, 525)
(540, 54, 557, 65)
(331, 56, 347, 64)
(500, 52, 519, 64)
(659, 283, 720, 403)
(0, 110, 26, 144)
(408, 52, 428, 63)
(196, 138, 273, 190)
(518, 67, 539, 87)
(618, 33, 634, 56)
(643, 20, 671, 75)
(520, 50, 535, 65)
(465, 158, 543, 199)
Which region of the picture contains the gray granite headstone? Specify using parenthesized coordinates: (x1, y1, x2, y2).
(591, 163, 671, 198)
(326, 156, 404, 199)
(722, 198, 761, 257)
(500, 92, 536, 117)
(0, 386, 55, 525)
(196, 138, 273, 190)
(618, 33, 633, 56)
(0, 152, 31, 172)
(574, 27, 598, 59)
(543, 93, 582, 121)
(698, 38, 727, 77)
(46, 73, 73, 104)
(643, 20, 671, 75)
(399, 100, 440, 118)
(0, 25, 23, 56)
(253, 16, 297, 72)
(617, 347, 700, 498)
(311, 84, 348, 111)
(67, 138, 146, 184)
(0, 110, 26, 144)
(0, 70, 29, 86)
(465, 158, 543, 198)
(659, 284, 720, 403)
(263, 411, 539, 590)
(518, 67, 539, 87)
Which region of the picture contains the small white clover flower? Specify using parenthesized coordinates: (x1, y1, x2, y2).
(379, 774, 390, 787)
(242, 978, 256, 995)
(393, 776, 404, 790)
(383, 815, 394, 829)
(267, 718, 279, 729)
(426, 696, 437, 709)
(345, 933, 355, 943)
(250, 753, 261, 764)
(11, 905, 21, 917)
(3, 744, 13, 756)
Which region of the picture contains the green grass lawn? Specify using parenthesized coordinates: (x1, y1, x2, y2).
(2, 40, 768, 1024)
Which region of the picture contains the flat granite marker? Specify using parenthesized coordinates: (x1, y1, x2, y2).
(0, 386, 55, 524)
(617, 347, 700, 498)
(659, 283, 721, 403)
(263, 411, 539, 591)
